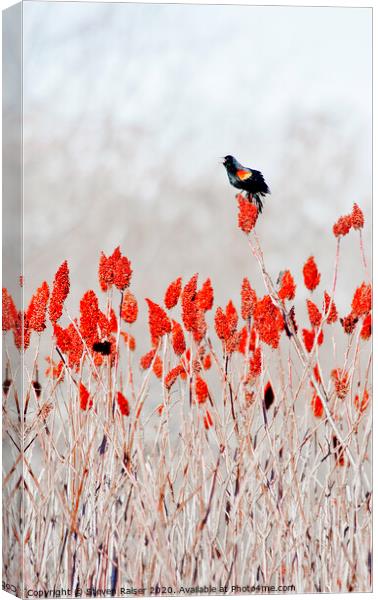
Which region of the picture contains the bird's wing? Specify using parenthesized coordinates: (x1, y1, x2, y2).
(236, 169, 252, 181)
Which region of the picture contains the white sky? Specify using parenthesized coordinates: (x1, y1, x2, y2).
(21, 2, 372, 324)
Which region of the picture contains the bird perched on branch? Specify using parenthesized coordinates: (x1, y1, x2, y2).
(222, 155, 270, 213)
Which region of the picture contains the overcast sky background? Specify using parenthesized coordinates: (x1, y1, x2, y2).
(21, 2, 372, 352)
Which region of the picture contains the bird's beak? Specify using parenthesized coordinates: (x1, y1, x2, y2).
(219, 157, 226, 165)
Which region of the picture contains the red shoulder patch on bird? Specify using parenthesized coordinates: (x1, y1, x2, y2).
(236, 169, 252, 181)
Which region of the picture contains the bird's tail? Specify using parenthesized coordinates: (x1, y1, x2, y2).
(247, 192, 264, 214)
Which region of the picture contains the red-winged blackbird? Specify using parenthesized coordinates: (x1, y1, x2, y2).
(222, 155, 270, 213)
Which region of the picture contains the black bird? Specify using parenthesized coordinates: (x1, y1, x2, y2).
(222, 155, 270, 213)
